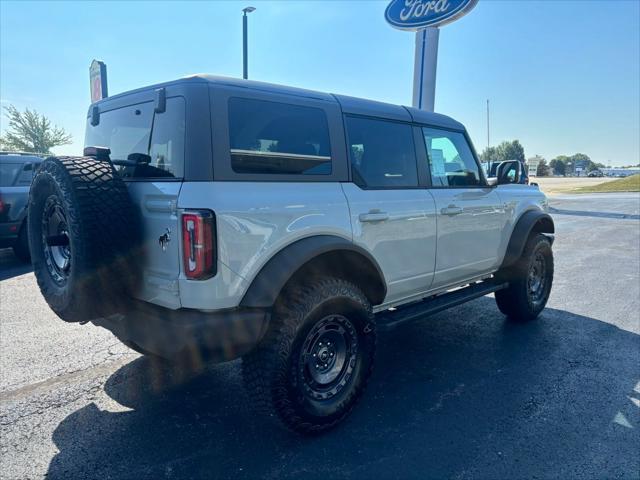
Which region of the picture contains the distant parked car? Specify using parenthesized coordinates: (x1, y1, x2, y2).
(0, 152, 43, 261)
(587, 170, 604, 177)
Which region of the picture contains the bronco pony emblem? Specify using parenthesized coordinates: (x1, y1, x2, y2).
(158, 228, 171, 251)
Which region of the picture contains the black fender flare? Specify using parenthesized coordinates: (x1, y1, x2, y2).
(500, 210, 555, 269)
(239, 235, 387, 308)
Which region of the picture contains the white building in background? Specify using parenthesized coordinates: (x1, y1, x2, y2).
(527, 157, 542, 177)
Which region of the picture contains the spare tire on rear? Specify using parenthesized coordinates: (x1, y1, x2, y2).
(28, 156, 141, 322)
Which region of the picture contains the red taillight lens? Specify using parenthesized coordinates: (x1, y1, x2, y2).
(182, 210, 216, 280)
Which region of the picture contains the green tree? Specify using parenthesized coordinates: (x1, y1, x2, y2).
(536, 158, 549, 176)
(496, 140, 526, 163)
(480, 140, 526, 164)
(479, 146, 498, 163)
(549, 157, 567, 176)
(0, 105, 72, 154)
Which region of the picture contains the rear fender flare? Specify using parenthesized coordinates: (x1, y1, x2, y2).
(239, 235, 387, 308)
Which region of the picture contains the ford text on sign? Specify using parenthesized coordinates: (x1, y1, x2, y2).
(385, 0, 478, 30)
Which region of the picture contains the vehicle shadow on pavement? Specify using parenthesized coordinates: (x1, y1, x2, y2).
(46, 298, 640, 479)
(0, 248, 32, 281)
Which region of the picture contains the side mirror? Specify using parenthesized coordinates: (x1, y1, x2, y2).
(496, 160, 522, 185)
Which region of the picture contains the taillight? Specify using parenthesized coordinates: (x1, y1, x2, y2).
(182, 210, 216, 280)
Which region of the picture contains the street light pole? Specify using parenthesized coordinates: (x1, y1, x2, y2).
(486, 99, 490, 152)
(486, 98, 491, 175)
(242, 7, 256, 80)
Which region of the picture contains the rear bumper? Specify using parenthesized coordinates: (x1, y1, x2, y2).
(93, 300, 270, 362)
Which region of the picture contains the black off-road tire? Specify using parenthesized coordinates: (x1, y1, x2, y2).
(242, 277, 376, 434)
(12, 222, 31, 262)
(495, 233, 554, 322)
(28, 156, 140, 322)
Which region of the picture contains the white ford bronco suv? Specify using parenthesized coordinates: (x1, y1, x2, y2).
(28, 75, 554, 434)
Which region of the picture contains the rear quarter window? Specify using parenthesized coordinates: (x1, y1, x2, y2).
(228, 97, 332, 175)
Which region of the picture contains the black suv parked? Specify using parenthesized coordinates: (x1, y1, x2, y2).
(0, 152, 43, 261)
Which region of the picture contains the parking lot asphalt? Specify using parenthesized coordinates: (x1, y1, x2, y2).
(1, 193, 639, 480)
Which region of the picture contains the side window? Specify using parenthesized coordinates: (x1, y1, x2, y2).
(346, 116, 418, 189)
(422, 128, 482, 187)
(228, 97, 332, 175)
(16, 163, 36, 185)
(148, 97, 185, 178)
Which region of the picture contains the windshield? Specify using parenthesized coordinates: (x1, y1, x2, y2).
(84, 97, 185, 179)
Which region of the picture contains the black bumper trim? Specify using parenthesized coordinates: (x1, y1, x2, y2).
(93, 301, 270, 362)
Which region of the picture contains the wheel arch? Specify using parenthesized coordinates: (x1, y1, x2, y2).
(239, 235, 387, 308)
(500, 210, 554, 269)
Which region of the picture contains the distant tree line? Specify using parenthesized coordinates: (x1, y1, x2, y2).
(479, 140, 608, 176)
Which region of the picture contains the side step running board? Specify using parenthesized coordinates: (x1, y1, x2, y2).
(376, 280, 508, 331)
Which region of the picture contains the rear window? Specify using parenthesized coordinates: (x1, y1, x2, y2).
(228, 97, 332, 175)
(0, 163, 22, 187)
(84, 97, 185, 179)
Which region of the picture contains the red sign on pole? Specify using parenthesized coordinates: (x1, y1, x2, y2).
(89, 60, 108, 103)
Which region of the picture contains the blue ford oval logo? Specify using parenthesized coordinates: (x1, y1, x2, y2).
(385, 0, 479, 30)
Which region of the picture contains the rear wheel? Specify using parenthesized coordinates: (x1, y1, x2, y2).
(242, 277, 376, 434)
(495, 233, 554, 321)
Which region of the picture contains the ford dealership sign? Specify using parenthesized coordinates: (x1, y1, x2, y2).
(385, 0, 479, 30)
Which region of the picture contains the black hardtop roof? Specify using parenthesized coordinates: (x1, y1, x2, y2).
(90, 74, 465, 131)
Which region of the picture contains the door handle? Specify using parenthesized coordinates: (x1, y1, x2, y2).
(441, 205, 463, 216)
(359, 210, 389, 223)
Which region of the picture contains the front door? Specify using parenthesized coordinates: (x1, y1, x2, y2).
(421, 127, 505, 289)
(342, 116, 437, 305)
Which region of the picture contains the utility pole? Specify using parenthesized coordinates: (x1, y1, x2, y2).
(242, 7, 256, 80)
(486, 99, 490, 152)
(486, 99, 491, 174)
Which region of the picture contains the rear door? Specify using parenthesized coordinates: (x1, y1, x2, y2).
(84, 95, 186, 309)
(421, 127, 506, 288)
(342, 115, 437, 305)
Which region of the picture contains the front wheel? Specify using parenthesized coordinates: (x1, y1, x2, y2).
(242, 277, 376, 434)
(495, 233, 554, 321)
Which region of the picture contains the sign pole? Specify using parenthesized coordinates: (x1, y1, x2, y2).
(412, 27, 439, 112)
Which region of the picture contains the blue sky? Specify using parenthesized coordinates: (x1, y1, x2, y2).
(1, 0, 639, 166)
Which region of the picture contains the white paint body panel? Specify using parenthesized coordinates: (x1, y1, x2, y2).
(341, 183, 437, 303)
(131, 180, 548, 312)
(127, 181, 182, 309)
(428, 187, 506, 289)
(176, 181, 352, 310)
